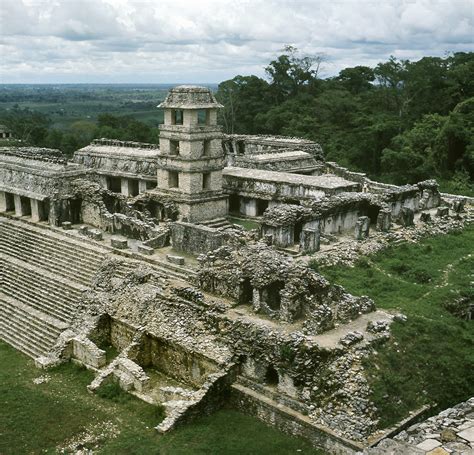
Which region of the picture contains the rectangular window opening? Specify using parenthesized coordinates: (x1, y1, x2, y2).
(203, 139, 211, 156)
(172, 109, 183, 125)
(169, 171, 179, 188)
(170, 140, 180, 156)
(202, 172, 211, 190)
(197, 109, 207, 125)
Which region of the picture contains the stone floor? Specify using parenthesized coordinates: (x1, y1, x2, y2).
(366, 398, 474, 454)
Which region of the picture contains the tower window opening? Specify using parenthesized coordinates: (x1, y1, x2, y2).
(169, 171, 179, 188)
(170, 140, 180, 156)
(203, 140, 211, 156)
(202, 172, 211, 190)
(172, 109, 183, 125)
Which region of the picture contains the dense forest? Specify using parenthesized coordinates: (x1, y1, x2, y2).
(215, 47, 474, 195)
(0, 49, 473, 195)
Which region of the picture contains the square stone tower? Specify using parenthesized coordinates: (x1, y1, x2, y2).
(156, 86, 228, 222)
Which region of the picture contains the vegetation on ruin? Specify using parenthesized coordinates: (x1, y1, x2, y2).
(0, 341, 322, 454)
(314, 225, 474, 429)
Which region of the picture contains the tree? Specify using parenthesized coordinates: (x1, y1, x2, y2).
(265, 45, 323, 101)
(337, 66, 375, 94)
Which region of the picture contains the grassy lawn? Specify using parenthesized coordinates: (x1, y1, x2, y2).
(0, 342, 323, 454)
(228, 216, 261, 231)
(314, 225, 474, 428)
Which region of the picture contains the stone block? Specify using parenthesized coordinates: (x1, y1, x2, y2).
(300, 228, 320, 253)
(376, 209, 391, 231)
(416, 439, 441, 452)
(88, 229, 103, 240)
(436, 206, 449, 217)
(354, 216, 370, 240)
(61, 221, 72, 230)
(111, 237, 128, 249)
(264, 233, 273, 246)
(451, 200, 465, 213)
(458, 427, 474, 443)
(400, 206, 415, 226)
(166, 254, 185, 265)
(420, 212, 431, 223)
(78, 225, 88, 235)
(138, 244, 154, 255)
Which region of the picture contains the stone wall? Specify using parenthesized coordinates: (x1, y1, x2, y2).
(171, 221, 224, 255)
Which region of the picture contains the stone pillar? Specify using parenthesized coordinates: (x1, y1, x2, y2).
(252, 288, 261, 313)
(240, 198, 257, 217)
(121, 178, 130, 196)
(0, 191, 6, 212)
(436, 206, 450, 217)
(376, 209, 391, 232)
(14, 194, 24, 216)
(354, 216, 370, 240)
(400, 207, 415, 226)
(98, 175, 108, 189)
(139, 180, 148, 194)
(300, 228, 320, 254)
(30, 199, 41, 222)
(30, 199, 45, 222)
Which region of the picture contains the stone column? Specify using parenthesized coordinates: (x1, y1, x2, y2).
(30, 199, 45, 222)
(139, 180, 148, 194)
(252, 288, 261, 313)
(400, 207, 415, 226)
(121, 178, 130, 196)
(98, 175, 108, 189)
(354, 216, 370, 240)
(241, 198, 257, 217)
(14, 194, 24, 216)
(376, 210, 391, 232)
(0, 191, 6, 212)
(300, 228, 320, 254)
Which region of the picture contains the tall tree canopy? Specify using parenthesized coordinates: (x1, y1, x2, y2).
(216, 49, 474, 194)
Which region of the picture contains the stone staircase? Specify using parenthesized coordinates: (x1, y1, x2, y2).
(199, 217, 234, 230)
(0, 217, 108, 358)
(0, 293, 68, 358)
(0, 218, 107, 287)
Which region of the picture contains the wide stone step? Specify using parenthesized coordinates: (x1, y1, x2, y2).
(0, 225, 104, 270)
(0, 236, 99, 284)
(0, 247, 94, 287)
(0, 299, 64, 342)
(0, 225, 103, 267)
(1, 277, 74, 323)
(0, 323, 44, 358)
(0, 219, 106, 262)
(2, 280, 73, 322)
(0, 315, 55, 351)
(1, 265, 82, 303)
(1, 259, 84, 302)
(2, 286, 73, 323)
(1, 262, 81, 306)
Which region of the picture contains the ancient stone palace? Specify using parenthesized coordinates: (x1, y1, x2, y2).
(1, 86, 472, 454)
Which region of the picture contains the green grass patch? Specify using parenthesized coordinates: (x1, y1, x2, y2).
(0, 341, 322, 454)
(228, 216, 261, 231)
(314, 226, 474, 428)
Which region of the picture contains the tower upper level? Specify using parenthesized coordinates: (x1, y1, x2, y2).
(158, 85, 223, 127)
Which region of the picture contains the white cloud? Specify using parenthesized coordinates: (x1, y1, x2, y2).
(0, 0, 472, 83)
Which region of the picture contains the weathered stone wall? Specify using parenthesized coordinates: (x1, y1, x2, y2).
(134, 334, 220, 388)
(73, 139, 159, 178)
(171, 221, 224, 255)
(230, 385, 363, 455)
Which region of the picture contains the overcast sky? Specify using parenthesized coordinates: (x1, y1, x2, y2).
(0, 0, 473, 84)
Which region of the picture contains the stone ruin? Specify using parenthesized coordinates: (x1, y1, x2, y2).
(0, 85, 473, 454)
